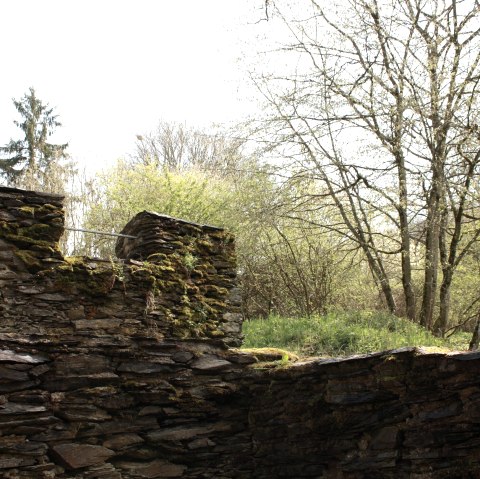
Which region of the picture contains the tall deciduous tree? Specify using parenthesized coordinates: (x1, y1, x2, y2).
(252, 0, 480, 334)
(133, 121, 245, 178)
(0, 87, 68, 185)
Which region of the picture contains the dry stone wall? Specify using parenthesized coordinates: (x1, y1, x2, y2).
(0, 186, 480, 478)
(115, 210, 242, 347)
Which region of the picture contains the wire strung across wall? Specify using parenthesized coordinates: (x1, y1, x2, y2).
(64, 227, 137, 239)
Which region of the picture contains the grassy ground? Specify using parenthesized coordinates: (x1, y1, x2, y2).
(241, 311, 471, 357)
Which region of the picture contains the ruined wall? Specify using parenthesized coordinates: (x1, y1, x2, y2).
(1, 186, 480, 479)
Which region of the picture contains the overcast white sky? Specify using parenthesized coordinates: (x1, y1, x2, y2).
(0, 1, 266, 171)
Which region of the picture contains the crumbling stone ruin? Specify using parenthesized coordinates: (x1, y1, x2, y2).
(1, 185, 480, 478)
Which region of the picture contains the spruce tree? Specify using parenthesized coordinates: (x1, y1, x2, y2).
(0, 87, 68, 185)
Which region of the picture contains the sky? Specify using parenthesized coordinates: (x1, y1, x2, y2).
(0, 1, 266, 172)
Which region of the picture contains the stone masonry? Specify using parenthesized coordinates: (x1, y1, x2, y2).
(0, 186, 480, 478)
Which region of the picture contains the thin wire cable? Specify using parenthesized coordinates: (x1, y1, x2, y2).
(65, 227, 137, 239)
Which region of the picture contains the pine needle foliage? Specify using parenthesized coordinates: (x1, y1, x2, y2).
(0, 87, 68, 184)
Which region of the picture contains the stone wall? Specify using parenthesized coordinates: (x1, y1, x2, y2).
(115, 210, 242, 346)
(0, 186, 64, 278)
(1, 186, 480, 478)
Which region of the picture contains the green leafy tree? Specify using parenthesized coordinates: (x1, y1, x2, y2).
(81, 161, 238, 258)
(81, 156, 345, 319)
(0, 87, 68, 185)
(77, 121, 352, 319)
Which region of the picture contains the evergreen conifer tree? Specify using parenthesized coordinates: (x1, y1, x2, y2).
(0, 87, 68, 185)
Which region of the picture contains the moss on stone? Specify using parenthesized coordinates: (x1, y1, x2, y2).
(203, 298, 228, 311)
(64, 256, 86, 266)
(242, 348, 299, 363)
(17, 205, 35, 216)
(202, 285, 229, 297)
(4, 233, 58, 251)
(52, 261, 119, 296)
(0, 221, 14, 235)
(14, 249, 42, 271)
(208, 329, 226, 338)
(146, 253, 168, 262)
(18, 223, 55, 240)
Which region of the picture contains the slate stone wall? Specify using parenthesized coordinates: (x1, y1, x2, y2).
(115, 211, 242, 347)
(1, 186, 480, 479)
(0, 186, 64, 278)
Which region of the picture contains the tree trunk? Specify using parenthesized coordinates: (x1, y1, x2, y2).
(469, 317, 480, 351)
(365, 249, 397, 315)
(435, 205, 452, 337)
(397, 155, 416, 320)
(402, 251, 416, 321)
(420, 194, 440, 330)
(379, 276, 397, 316)
(435, 272, 451, 337)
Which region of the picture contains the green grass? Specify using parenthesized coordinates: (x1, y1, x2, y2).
(241, 311, 470, 357)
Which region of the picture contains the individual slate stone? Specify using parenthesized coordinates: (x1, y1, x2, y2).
(35, 293, 72, 302)
(147, 425, 214, 442)
(371, 426, 399, 450)
(0, 403, 47, 415)
(0, 454, 36, 469)
(0, 366, 30, 381)
(191, 355, 233, 372)
(0, 350, 49, 364)
(117, 360, 175, 374)
(74, 319, 122, 331)
(52, 443, 115, 469)
(102, 433, 144, 450)
(188, 437, 216, 449)
(171, 351, 194, 363)
(81, 462, 122, 479)
(116, 459, 186, 478)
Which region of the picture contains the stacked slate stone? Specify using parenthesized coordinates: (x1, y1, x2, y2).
(0, 334, 257, 479)
(0, 186, 64, 278)
(115, 211, 243, 347)
(0, 188, 255, 478)
(2, 187, 480, 478)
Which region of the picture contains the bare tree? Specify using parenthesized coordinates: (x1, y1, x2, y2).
(133, 121, 246, 178)
(252, 0, 480, 332)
